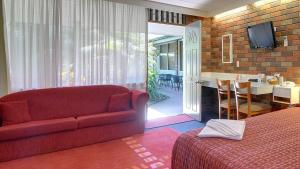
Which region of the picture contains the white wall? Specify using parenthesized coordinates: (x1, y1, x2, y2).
(148, 23, 184, 36)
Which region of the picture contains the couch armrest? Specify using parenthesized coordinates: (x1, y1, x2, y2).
(131, 90, 149, 132)
(0, 114, 2, 127)
(0, 104, 2, 127)
(131, 90, 149, 111)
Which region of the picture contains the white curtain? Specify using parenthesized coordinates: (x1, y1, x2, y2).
(3, 0, 146, 92)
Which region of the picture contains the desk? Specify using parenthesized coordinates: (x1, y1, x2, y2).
(199, 72, 274, 121)
(273, 86, 300, 105)
(199, 72, 300, 121)
(199, 77, 274, 95)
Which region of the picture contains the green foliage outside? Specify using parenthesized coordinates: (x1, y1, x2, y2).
(147, 43, 168, 105)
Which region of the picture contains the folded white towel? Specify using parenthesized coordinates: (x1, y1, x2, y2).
(198, 119, 246, 140)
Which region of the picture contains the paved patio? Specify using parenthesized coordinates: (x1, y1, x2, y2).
(147, 87, 183, 120)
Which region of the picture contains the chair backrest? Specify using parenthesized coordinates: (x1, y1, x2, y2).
(159, 74, 166, 80)
(165, 74, 172, 80)
(172, 75, 180, 82)
(233, 81, 252, 119)
(179, 76, 183, 82)
(216, 79, 231, 112)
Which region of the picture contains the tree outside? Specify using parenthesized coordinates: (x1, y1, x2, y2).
(147, 42, 168, 105)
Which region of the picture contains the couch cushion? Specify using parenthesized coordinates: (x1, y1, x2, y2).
(0, 101, 31, 126)
(0, 85, 130, 120)
(0, 117, 77, 141)
(108, 92, 132, 112)
(77, 110, 136, 129)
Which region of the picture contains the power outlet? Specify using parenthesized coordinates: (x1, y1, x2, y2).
(283, 36, 288, 47)
(236, 61, 240, 67)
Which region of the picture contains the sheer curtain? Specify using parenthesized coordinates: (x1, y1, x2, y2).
(3, 0, 146, 92)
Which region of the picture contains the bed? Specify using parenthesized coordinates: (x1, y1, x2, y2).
(172, 107, 300, 169)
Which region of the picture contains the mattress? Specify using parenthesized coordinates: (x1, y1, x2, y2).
(172, 107, 300, 169)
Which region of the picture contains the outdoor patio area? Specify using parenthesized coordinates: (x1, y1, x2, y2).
(147, 86, 183, 120)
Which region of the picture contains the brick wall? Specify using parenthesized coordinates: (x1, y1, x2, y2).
(202, 18, 212, 67)
(202, 0, 300, 83)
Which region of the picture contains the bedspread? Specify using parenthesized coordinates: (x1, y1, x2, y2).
(172, 107, 300, 169)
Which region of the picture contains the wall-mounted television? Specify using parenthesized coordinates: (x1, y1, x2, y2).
(247, 21, 277, 49)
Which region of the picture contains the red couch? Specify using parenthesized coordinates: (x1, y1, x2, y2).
(0, 85, 149, 162)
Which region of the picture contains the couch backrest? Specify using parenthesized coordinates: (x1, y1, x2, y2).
(0, 85, 130, 120)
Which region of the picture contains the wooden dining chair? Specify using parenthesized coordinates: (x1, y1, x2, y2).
(233, 81, 272, 120)
(216, 79, 236, 119)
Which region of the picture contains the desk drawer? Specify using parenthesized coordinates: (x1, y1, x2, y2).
(273, 87, 291, 98)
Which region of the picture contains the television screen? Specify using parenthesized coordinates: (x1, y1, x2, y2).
(247, 21, 277, 49)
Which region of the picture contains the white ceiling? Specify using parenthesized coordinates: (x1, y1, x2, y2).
(147, 0, 260, 16)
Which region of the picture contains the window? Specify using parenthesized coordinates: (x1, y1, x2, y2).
(157, 39, 182, 72)
(3, 0, 146, 91)
(168, 42, 177, 70)
(160, 44, 168, 70)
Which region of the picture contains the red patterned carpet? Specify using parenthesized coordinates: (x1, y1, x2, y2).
(0, 128, 180, 169)
(146, 114, 194, 129)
